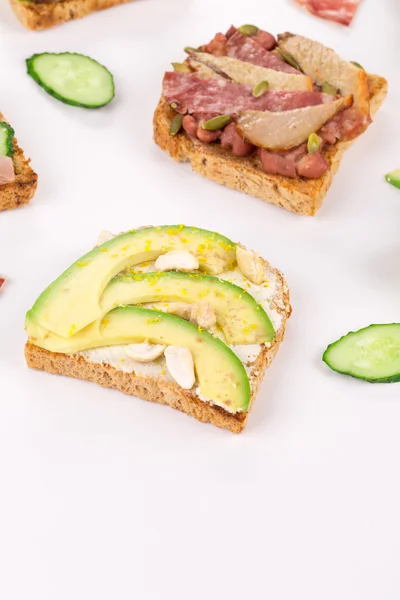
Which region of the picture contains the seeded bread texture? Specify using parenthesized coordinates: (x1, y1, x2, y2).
(9, 0, 131, 30)
(153, 74, 387, 216)
(0, 112, 38, 212)
(25, 264, 291, 433)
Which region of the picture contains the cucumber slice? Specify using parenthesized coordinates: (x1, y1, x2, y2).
(26, 53, 115, 109)
(323, 324, 400, 383)
(0, 122, 15, 157)
(385, 169, 400, 189)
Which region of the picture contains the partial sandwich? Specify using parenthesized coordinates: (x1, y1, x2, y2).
(9, 0, 131, 31)
(25, 225, 291, 433)
(153, 25, 388, 216)
(0, 114, 37, 212)
(295, 0, 361, 27)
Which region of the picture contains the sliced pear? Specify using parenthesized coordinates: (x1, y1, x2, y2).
(187, 59, 224, 79)
(189, 51, 313, 91)
(277, 33, 370, 116)
(236, 95, 352, 151)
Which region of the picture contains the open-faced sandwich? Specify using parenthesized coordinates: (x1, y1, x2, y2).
(0, 114, 37, 211)
(153, 25, 388, 216)
(25, 225, 291, 433)
(9, 0, 130, 30)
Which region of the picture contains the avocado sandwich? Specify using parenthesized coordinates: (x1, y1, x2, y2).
(9, 0, 131, 30)
(25, 225, 291, 433)
(0, 113, 37, 211)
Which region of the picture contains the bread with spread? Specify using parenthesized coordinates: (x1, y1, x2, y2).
(0, 113, 37, 211)
(9, 0, 131, 30)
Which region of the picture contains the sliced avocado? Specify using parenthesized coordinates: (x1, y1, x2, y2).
(27, 307, 251, 412)
(28, 225, 236, 339)
(97, 272, 274, 344)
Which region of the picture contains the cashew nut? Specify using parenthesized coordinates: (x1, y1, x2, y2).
(167, 302, 192, 321)
(189, 301, 216, 329)
(164, 346, 195, 389)
(125, 342, 166, 363)
(97, 230, 115, 246)
(236, 244, 266, 285)
(167, 301, 216, 330)
(155, 251, 199, 272)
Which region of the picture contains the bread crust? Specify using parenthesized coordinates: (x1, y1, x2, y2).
(153, 74, 388, 216)
(0, 113, 38, 212)
(9, 0, 131, 30)
(25, 263, 291, 433)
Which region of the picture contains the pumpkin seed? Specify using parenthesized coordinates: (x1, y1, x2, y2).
(351, 61, 364, 70)
(170, 114, 183, 136)
(238, 24, 259, 36)
(171, 62, 191, 73)
(184, 46, 202, 53)
(202, 115, 231, 131)
(322, 82, 338, 95)
(307, 133, 322, 154)
(252, 80, 270, 97)
(277, 48, 301, 71)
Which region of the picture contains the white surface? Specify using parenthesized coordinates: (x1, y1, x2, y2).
(0, 1, 400, 598)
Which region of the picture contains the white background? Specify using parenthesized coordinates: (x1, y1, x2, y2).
(1, 0, 400, 598)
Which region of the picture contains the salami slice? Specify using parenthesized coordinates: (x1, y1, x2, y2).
(226, 31, 299, 74)
(296, 0, 361, 26)
(163, 72, 331, 116)
(225, 26, 277, 51)
(0, 276, 5, 291)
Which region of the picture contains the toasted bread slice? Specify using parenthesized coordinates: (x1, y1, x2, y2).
(153, 74, 387, 216)
(9, 0, 131, 30)
(0, 113, 37, 212)
(25, 262, 291, 434)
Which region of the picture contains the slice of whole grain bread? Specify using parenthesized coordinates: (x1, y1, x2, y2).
(25, 262, 291, 433)
(153, 74, 388, 216)
(0, 112, 38, 212)
(9, 0, 131, 30)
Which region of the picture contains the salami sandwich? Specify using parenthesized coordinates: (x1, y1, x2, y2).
(153, 26, 387, 216)
(9, 0, 131, 30)
(0, 113, 37, 211)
